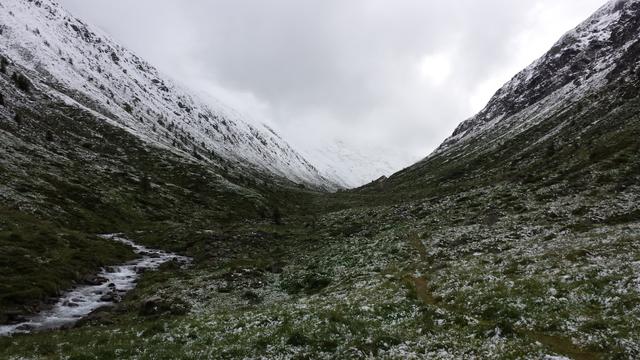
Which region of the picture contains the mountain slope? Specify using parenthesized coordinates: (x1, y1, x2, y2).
(435, 0, 636, 155)
(379, 0, 640, 196)
(0, 0, 331, 323)
(0, 0, 336, 189)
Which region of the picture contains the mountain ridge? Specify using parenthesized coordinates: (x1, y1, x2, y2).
(373, 0, 640, 194)
(428, 0, 638, 160)
(0, 0, 338, 190)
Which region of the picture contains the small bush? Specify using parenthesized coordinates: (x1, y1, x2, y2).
(0, 56, 7, 73)
(286, 331, 309, 346)
(281, 272, 331, 295)
(140, 175, 152, 194)
(272, 207, 282, 225)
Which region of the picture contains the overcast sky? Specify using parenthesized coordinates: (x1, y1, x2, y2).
(60, 0, 607, 171)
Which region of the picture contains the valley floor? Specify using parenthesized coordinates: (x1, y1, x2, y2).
(1, 181, 639, 359)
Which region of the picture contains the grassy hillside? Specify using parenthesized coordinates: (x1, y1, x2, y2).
(0, 61, 318, 321)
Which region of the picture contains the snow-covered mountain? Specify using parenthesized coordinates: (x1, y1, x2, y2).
(431, 0, 640, 160)
(381, 0, 640, 192)
(303, 140, 413, 188)
(0, 0, 337, 189)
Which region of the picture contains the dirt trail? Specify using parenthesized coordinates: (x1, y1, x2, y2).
(408, 232, 428, 260)
(525, 331, 600, 360)
(411, 275, 437, 305)
(406, 232, 438, 305)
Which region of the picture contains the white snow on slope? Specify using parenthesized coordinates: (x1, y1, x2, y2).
(431, 0, 638, 158)
(302, 140, 413, 188)
(0, 0, 337, 189)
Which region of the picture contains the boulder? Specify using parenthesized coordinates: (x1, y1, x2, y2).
(139, 296, 163, 316)
(84, 275, 108, 286)
(15, 324, 34, 332)
(99, 292, 121, 302)
(139, 296, 189, 316)
(62, 300, 79, 307)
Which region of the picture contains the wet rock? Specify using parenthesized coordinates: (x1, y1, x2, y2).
(99, 292, 120, 302)
(15, 324, 34, 332)
(74, 307, 114, 328)
(84, 275, 108, 286)
(63, 300, 79, 307)
(4, 310, 27, 324)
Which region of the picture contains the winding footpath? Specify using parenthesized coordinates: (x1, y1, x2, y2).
(0, 234, 190, 336)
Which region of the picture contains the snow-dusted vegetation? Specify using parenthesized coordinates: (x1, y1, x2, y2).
(1, 0, 639, 358)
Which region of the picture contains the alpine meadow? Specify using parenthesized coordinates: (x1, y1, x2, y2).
(1, 0, 640, 359)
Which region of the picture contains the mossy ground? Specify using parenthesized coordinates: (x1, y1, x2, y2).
(1, 49, 640, 359)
